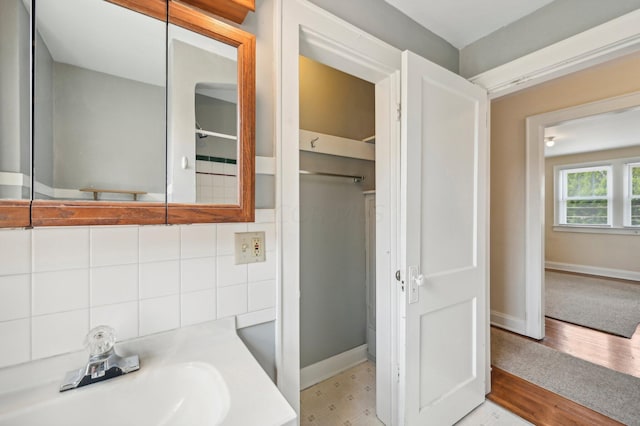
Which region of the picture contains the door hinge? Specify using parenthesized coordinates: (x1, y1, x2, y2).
(395, 364, 400, 383)
(396, 103, 401, 121)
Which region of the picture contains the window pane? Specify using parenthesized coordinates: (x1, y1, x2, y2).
(633, 199, 640, 226)
(633, 166, 640, 197)
(566, 199, 608, 224)
(566, 170, 608, 197)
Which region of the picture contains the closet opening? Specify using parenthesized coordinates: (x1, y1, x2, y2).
(298, 55, 381, 425)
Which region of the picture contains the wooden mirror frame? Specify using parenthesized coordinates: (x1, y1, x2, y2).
(167, 0, 255, 224)
(21, 0, 255, 227)
(0, 201, 31, 228)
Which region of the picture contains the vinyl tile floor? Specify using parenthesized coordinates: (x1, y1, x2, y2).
(300, 361, 531, 426)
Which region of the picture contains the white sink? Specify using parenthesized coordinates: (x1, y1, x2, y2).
(0, 362, 230, 426)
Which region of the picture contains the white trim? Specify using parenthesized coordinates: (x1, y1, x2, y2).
(256, 156, 276, 175)
(0, 172, 29, 187)
(299, 129, 375, 161)
(490, 310, 526, 335)
(235, 307, 276, 329)
(552, 225, 640, 235)
(276, 1, 400, 423)
(525, 90, 640, 340)
(471, 9, 640, 98)
(545, 261, 640, 282)
(299, 344, 369, 390)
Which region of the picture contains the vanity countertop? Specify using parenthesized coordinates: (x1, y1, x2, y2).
(0, 318, 296, 426)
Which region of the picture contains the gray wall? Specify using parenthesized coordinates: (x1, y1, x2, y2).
(195, 94, 237, 160)
(51, 63, 165, 194)
(460, 0, 640, 78)
(0, 0, 30, 198)
(238, 321, 276, 381)
(300, 173, 369, 368)
(34, 31, 54, 191)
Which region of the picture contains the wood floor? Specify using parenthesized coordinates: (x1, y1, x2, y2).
(489, 317, 640, 425)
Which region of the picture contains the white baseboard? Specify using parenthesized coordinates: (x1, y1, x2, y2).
(300, 344, 368, 390)
(545, 261, 640, 282)
(490, 310, 526, 335)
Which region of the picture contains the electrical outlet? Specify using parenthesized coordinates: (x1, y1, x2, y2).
(235, 232, 266, 264)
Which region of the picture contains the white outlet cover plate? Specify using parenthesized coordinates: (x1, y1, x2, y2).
(234, 231, 266, 264)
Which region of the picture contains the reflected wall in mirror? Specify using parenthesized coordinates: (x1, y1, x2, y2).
(33, 0, 166, 204)
(0, 0, 31, 227)
(167, 1, 255, 224)
(168, 25, 239, 204)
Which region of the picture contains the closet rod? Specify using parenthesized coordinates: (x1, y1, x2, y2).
(299, 170, 365, 183)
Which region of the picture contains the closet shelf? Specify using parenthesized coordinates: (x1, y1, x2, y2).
(299, 129, 375, 161)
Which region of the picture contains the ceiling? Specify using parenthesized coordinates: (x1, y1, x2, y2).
(384, 0, 554, 49)
(544, 107, 640, 157)
(36, 0, 166, 86)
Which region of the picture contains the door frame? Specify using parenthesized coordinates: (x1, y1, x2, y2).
(524, 90, 640, 339)
(274, 0, 402, 423)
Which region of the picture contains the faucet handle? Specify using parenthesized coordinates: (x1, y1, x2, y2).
(85, 325, 116, 356)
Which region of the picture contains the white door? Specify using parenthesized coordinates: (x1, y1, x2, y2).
(400, 51, 488, 425)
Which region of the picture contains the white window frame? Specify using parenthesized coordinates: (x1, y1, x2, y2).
(625, 162, 640, 227)
(556, 164, 612, 227)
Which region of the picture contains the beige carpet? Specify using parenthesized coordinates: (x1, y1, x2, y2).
(546, 270, 640, 338)
(492, 327, 640, 425)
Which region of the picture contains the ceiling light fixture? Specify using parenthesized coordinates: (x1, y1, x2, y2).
(544, 136, 556, 147)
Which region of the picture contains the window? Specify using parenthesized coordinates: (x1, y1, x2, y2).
(558, 166, 611, 226)
(627, 163, 640, 226)
(554, 158, 640, 232)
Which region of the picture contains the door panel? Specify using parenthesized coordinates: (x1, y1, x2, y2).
(401, 50, 487, 426)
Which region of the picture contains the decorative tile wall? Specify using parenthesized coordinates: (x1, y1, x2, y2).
(195, 159, 238, 204)
(0, 210, 276, 368)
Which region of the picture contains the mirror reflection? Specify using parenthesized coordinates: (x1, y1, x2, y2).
(0, 0, 31, 200)
(168, 25, 239, 204)
(33, 0, 166, 202)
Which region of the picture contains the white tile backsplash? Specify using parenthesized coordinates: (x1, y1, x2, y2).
(248, 253, 276, 282)
(217, 255, 248, 287)
(0, 210, 275, 368)
(0, 274, 30, 322)
(90, 226, 138, 267)
(0, 319, 30, 368)
(90, 264, 138, 307)
(139, 225, 180, 263)
(0, 229, 31, 276)
(139, 260, 180, 299)
(139, 295, 180, 335)
(217, 284, 248, 318)
(32, 227, 89, 272)
(181, 289, 216, 326)
(248, 280, 276, 312)
(181, 257, 216, 293)
(32, 310, 88, 360)
(217, 223, 248, 255)
(90, 302, 138, 341)
(181, 224, 216, 259)
(32, 269, 89, 316)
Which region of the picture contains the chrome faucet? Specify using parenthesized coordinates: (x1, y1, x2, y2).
(60, 325, 139, 392)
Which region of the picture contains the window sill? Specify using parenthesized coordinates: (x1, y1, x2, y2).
(552, 225, 640, 235)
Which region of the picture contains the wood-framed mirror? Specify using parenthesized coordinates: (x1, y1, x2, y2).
(166, 1, 255, 224)
(30, 0, 168, 226)
(27, 0, 255, 226)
